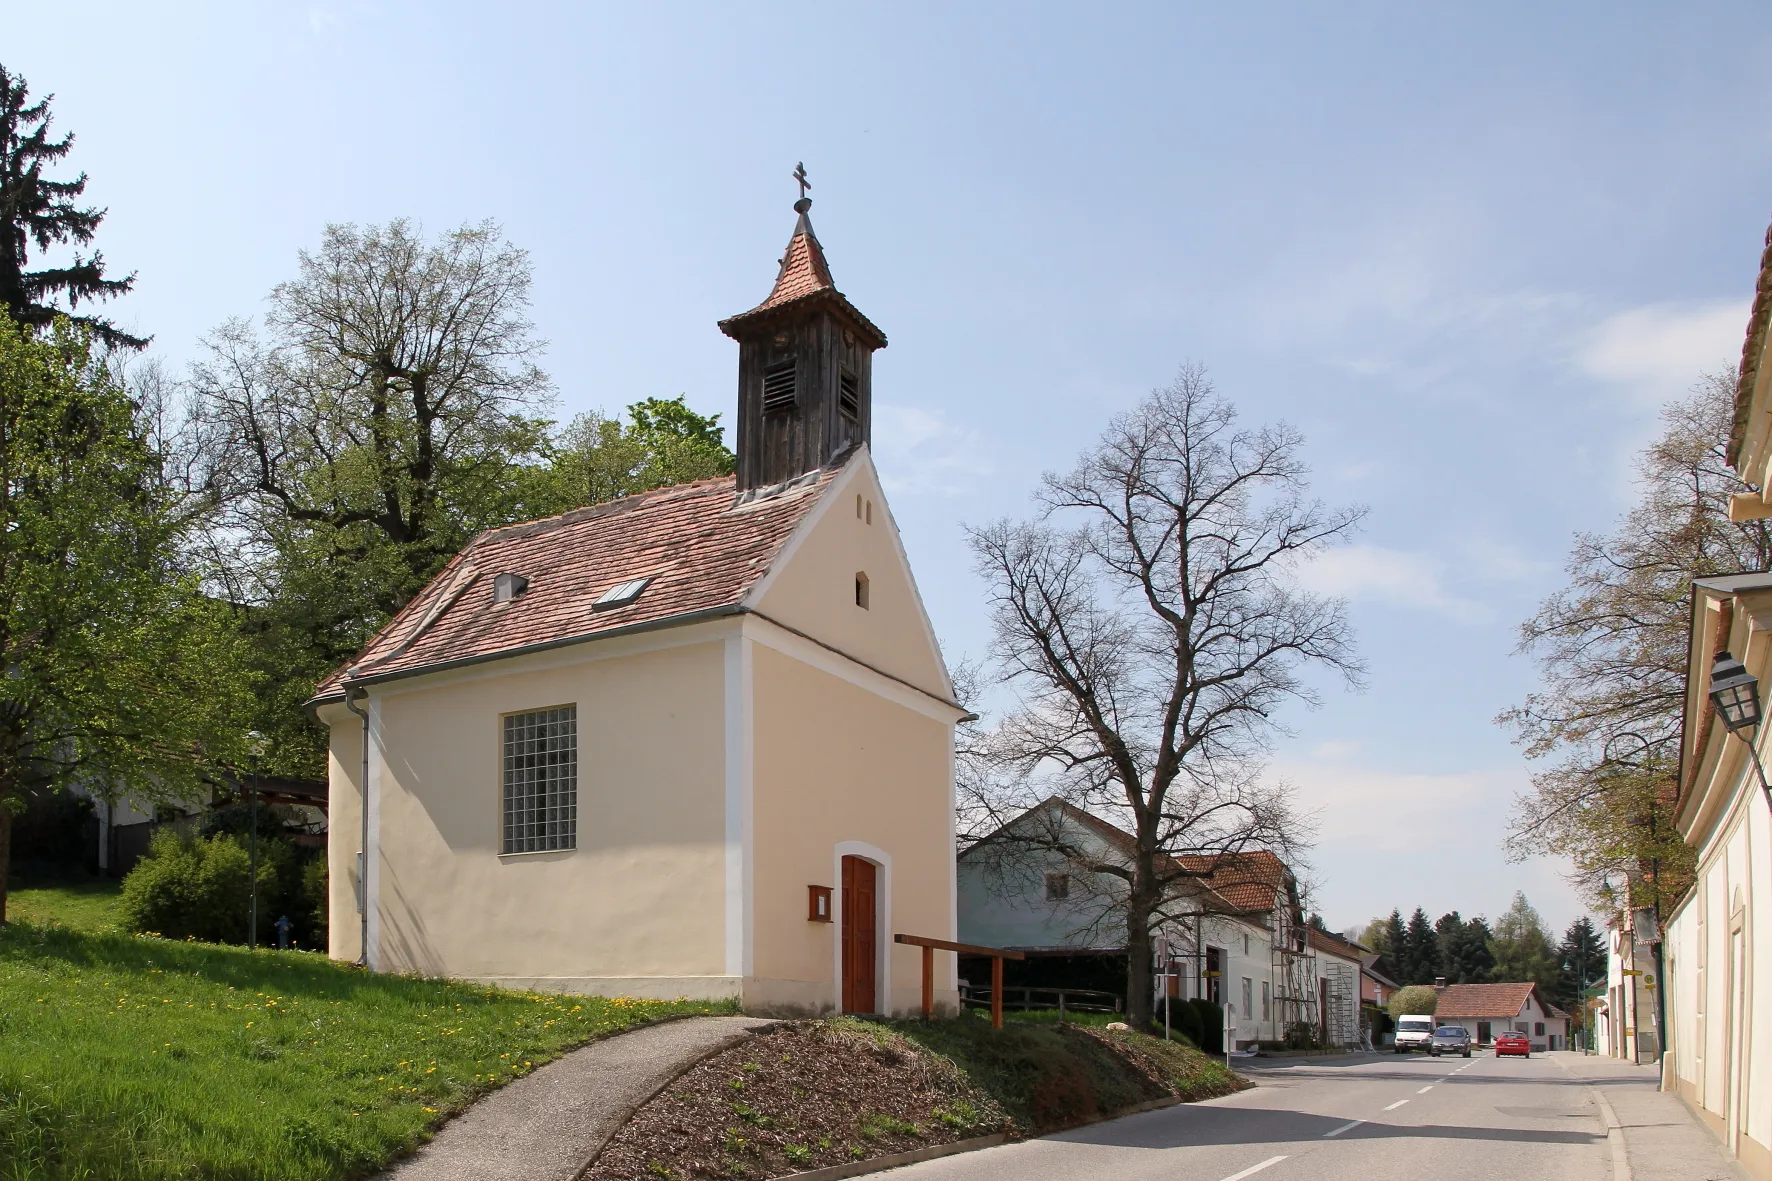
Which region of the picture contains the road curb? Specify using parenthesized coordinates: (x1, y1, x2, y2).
(777, 1134, 1010, 1181)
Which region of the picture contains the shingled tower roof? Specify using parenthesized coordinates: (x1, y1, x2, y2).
(718, 198, 887, 348)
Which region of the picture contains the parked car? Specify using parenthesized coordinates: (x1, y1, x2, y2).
(1393, 1015, 1435, 1053)
(1430, 1026, 1472, 1057)
(1494, 1031, 1531, 1058)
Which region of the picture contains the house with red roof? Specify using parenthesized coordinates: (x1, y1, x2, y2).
(306, 193, 966, 1016)
(957, 799, 1362, 1047)
(1430, 982, 1569, 1051)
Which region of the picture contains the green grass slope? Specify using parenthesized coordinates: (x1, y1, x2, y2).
(0, 919, 730, 1181)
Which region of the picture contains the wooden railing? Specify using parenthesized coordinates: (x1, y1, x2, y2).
(958, 984, 1123, 1018)
(893, 934, 1025, 1027)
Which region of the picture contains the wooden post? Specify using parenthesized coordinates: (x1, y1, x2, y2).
(991, 955, 1004, 1029)
(922, 945, 934, 1020)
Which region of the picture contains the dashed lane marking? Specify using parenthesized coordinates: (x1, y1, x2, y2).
(1383, 1100, 1409, 1111)
(1418, 1086, 1433, 1093)
(1217, 1156, 1289, 1181)
(1323, 1119, 1364, 1138)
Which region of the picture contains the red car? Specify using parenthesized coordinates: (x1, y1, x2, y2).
(1494, 1032, 1531, 1058)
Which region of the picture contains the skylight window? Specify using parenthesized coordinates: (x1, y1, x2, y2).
(593, 577, 651, 611)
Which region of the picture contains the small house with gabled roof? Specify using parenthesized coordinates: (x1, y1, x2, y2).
(1430, 982, 1568, 1051)
(308, 194, 965, 1016)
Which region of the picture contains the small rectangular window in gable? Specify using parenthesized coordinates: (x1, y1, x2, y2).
(502, 705, 576, 854)
(839, 370, 860, 420)
(762, 360, 796, 414)
(1045, 872, 1069, 901)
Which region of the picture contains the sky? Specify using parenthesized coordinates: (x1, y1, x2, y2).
(14, 2, 1772, 937)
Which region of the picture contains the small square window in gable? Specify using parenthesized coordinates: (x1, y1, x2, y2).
(1045, 872, 1069, 901)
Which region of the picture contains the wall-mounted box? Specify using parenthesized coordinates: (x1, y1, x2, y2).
(807, 884, 832, 922)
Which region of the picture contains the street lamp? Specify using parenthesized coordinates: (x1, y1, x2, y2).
(1709, 652, 1772, 809)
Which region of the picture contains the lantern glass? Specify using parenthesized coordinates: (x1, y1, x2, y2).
(1710, 653, 1763, 733)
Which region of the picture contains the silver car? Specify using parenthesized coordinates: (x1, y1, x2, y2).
(1430, 1025, 1472, 1057)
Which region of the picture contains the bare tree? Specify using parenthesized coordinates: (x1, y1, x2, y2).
(966, 366, 1362, 1027)
(1500, 372, 1764, 911)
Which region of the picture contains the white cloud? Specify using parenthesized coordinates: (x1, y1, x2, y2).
(1576, 299, 1747, 405)
(1295, 543, 1492, 623)
(871, 403, 993, 498)
(1274, 758, 1523, 851)
(1310, 740, 1363, 761)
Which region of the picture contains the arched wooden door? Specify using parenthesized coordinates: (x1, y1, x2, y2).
(841, 855, 877, 1013)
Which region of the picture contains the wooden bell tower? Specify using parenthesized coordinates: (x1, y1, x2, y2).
(719, 177, 888, 492)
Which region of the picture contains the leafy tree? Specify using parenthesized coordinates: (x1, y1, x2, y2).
(1553, 915, 1606, 1012)
(1401, 907, 1439, 984)
(963, 367, 1358, 1028)
(184, 219, 551, 774)
(0, 319, 254, 921)
(1357, 914, 1394, 955)
(517, 396, 734, 517)
(0, 65, 143, 349)
(1489, 892, 1558, 990)
(1387, 984, 1439, 1020)
(1501, 374, 1748, 910)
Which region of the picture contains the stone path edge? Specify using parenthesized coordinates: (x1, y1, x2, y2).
(570, 1018, 780, 1180)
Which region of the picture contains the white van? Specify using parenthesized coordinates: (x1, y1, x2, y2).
(1394, 1014, 1435, 1053)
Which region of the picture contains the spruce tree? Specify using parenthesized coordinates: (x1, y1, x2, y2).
(1381, 908, 1408, 979)
(0, 65, 144, 349)
(1434, 910, 1463, 979)
(1402, 907, 1439, 984)
(1554, 916, 1606, 1011)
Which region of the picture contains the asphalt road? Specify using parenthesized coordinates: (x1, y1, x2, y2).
(895, 1050, 1634, 1181)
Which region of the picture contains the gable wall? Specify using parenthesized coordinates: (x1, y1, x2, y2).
(746, 639, 956, 1015)
(752, 455, 950, 702)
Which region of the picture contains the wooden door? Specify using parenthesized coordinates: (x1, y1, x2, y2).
(841, 856, 877, 1013)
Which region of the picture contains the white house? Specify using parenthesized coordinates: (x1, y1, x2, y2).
(1431, 982, 1568, 1052)
(957, 798, 1358, 1047)
(1601, 910, 1660, 1062)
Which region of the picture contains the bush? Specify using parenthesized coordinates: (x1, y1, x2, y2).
(1188, 999, 1223, 1053)
(1284, 1021, 1320, 1050)
(1164, 995, 1204, 1047)
(118, 829, 294, 944)
(1387, 985, 1440, 1020)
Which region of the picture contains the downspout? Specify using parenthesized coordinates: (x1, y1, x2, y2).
(343, 675, 370, 969)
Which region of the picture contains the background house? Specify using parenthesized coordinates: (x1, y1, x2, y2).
(308, 199, 966, 1017)
(1432, 982, 1568, 1051)
(957, 799, 1359, 1047)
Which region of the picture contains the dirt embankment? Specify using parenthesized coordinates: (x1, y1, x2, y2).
(587, 1017, 1244, 1181)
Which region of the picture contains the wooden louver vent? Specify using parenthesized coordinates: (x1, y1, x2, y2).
(762, 361, 797, 413)
(839, 370, 860, 420)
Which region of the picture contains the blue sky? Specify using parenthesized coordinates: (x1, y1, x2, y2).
(16, 2, 1772, 936)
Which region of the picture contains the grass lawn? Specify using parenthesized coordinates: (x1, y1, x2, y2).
(0, 913, 733, 1181)
(6, 874, 124, 933)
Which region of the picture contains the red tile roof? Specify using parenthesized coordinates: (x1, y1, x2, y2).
(717, 207, 887, 349)
(310, 468, 835, 700)
(1176, 850, 1291, 915)
(1433, 982, 1548, 1020)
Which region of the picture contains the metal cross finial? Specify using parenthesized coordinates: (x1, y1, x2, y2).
(793, 162, 810, 199)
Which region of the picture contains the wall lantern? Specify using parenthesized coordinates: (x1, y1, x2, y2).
(1709, 652, 1762, 732)
(807, 885, 832, 922)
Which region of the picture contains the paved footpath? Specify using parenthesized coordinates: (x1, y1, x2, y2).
(883, 1050, 1747, 1181)
(377, 1014, 775, 1181)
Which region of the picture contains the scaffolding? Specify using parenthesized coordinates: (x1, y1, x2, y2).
(1322, 956, 1360, 1047)
(1270, 902, 1319, 1037)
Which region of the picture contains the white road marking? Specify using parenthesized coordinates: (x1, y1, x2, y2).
(1383, 1099, 1409, 1111)
(1323, 1119, 1364, 1138)
(1218, 1157, 1289, 1181)
(1417, 1085, 1433, 1093)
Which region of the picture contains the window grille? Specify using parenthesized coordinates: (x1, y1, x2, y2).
(502, 706, 577, 853)
(762, 361, 797, 413)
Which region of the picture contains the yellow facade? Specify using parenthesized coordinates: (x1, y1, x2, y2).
(318, 452, 962, 1014)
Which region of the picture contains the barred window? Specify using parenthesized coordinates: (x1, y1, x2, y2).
(502, 706, 577, 853)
